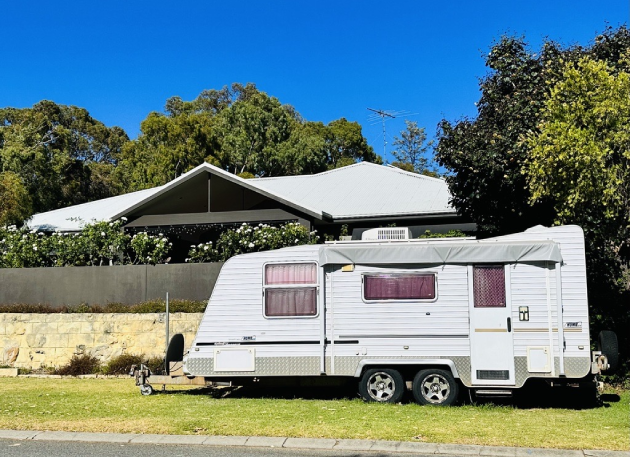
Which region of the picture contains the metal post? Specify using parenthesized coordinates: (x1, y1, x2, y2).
(165, 292, 170, 373)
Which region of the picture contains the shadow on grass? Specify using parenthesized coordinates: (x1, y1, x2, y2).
(150, 379, 620, 410)
(465, 381, 621, 410)
(154, 383, 358, 401)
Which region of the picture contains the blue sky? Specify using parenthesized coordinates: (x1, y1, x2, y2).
(1, 1, 627, 163)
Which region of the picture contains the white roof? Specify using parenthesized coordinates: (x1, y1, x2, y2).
(251, 162, 453, 220)
(27, 187, 162, 232)
(27, 162, 457, 231)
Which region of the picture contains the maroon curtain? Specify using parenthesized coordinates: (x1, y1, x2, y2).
(473, 265, 506, 307)
(364, 274, 435, 300)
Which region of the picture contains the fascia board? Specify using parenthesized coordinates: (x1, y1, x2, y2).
(328, 210, 460, 222)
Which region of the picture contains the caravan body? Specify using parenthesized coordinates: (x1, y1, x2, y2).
(183, 225, 604, 403)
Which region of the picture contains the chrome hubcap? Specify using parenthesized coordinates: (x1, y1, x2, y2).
(367, 372, 396, 401)
(421, 374, 450, 404)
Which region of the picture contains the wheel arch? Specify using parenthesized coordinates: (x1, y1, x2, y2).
(354, 359, 460, 379)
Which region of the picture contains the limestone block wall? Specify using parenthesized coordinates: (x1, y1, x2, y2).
(0, 313, 203, 369)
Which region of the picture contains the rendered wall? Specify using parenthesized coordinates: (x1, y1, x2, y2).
(0, 263, 223, 307)
(0, 313, 204, 369)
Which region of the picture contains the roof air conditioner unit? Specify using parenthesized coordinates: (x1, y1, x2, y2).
(361, 227, 412, 241)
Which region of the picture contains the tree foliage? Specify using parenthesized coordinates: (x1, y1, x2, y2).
(0, 101, 129, 215)
(525, 56, 630, 291)
(115, 110, 217, 191)
(391, 120, 435, 175)
(116, 83, 379, 190)
(435, 26, 630, 236)
(0, 172, 32, 226)
(0, 84, 380, 215)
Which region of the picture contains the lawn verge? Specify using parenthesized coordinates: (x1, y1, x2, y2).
(0, 378, 627, 450)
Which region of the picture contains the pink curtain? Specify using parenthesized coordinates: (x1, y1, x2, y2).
(265, 288, 317, 316)
(473, 265, 505, 307)
(265, 263, 317, 285)
(364, 274, 435, 300)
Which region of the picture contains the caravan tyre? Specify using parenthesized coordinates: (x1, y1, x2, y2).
(412, 369, 458, 406)
(598, 331, 619, 373)
(359, 368, 405, 403)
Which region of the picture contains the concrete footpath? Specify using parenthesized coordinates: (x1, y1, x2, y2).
(0, 430, 627, 456)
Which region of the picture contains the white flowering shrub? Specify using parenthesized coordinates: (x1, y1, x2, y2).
(0, 220, 317, 268)
(75, 220, 131, 266)
(0, 218, 168, 268)
(186, 241, 217, 263)
(0, 226, 51, 268)
(130, 232, 172, 265)
(186, 222, 318, 263)
(48, 231, 89, 266)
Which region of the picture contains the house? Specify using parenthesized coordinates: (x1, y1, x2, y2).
(28, 162, 474, 261)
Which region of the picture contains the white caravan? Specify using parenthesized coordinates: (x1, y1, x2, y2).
(157, 225, 617, 404)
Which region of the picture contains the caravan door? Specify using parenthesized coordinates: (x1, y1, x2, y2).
(468, 265, 515, 386)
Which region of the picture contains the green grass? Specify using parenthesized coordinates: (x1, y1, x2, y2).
(0, 378, 627, 450)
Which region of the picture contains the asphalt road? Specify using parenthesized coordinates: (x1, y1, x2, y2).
(0, 438, 424, 457)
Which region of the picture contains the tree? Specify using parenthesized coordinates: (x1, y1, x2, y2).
(117, 83, 381, 190)
(391, 120, 434, 174)
(0, 101, 129, 214)
(525, 56, 630, 291)
(0, 172, 32, 226)
(323, 118, 380, 169)
(435, 26, 630, 236)
(213, 90, 295, 176)
(435, 36, 556, 235)
(115, 111, 218, 191)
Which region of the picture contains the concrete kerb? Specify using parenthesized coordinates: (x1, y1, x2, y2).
(74, 432, 139, 443)
(244, 436, 287, 447)
(0, 430, 628, 457)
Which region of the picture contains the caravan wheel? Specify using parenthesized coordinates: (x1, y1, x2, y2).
(412, 369, 458, 406)
(598, 331, 619, 373)
(359, 368, 405, 403)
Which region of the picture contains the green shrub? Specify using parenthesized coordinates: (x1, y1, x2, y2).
(0, 303, 61, 313)
(55, 354, 101, 376)
(104, 353, 166, 376)
(145, 356, 166, 375)
(418, 229, 468, 238)
(103, 353, 144, 375)
(0, 299, 207, 314)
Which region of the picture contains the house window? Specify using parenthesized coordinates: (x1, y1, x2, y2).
(473, 265, 506, 308)
(264, 263, 318, 317)
(363, 274, 436, 301)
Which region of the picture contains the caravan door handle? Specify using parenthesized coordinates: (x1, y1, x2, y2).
(507, 317, 512, 332)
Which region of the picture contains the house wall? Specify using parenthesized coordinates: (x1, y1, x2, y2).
(0, 263, 223, 307)
(0, 312, 204, 369)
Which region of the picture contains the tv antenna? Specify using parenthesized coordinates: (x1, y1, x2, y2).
(367, 108, 396, 156)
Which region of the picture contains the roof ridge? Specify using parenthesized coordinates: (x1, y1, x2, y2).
(385, 164, 446, 182)
(252, 162, 371, 182)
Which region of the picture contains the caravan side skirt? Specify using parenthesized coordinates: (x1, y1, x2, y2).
(186, 354, 591, 388)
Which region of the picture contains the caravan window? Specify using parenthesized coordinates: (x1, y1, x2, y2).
(264, 263, 318, 317)
(473, 265, 506, 307)
(363, 274, 436, 301)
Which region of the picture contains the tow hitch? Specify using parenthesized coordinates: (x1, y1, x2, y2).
(130, 362, 205, 395)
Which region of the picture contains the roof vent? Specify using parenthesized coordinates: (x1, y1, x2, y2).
(361, 227, 412, 241)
